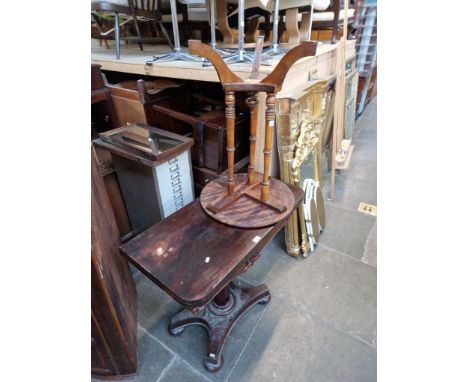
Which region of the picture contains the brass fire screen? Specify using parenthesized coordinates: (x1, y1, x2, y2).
(276, 78, 335, 257)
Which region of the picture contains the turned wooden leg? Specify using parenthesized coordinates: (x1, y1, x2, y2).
(169, 282, 271, 372)
(225, 91, 236, 196)
(261, 93, 276, 201)
(246, 93, 258, 185)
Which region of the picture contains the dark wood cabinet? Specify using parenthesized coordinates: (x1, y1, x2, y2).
(91, 146, 138, 379)
(154, 106, 250, 173)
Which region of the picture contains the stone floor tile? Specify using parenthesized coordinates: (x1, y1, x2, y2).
(322, 173, 377, 213)
(226, 300, 377, 382)
(158, 359, 211, 382)
(134, 273, 267, 382)
(353, 128, 377, 146)
(241, 244, 377, 346)
(356, 98, 377, 128)
(92, 329, 173, 382)
(343, 159, 377, 185)
(115, 327, 174, 382)
(362, 221, 377, 267)
(318, 204, 376, 259)
(348, 138, 377, 163)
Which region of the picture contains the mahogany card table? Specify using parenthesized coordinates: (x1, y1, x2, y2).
(120, 184, 303, 372)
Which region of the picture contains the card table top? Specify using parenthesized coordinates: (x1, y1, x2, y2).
(120, 184, 303, 306)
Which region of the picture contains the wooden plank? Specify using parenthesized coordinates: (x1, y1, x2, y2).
(91, 41, 356, 83)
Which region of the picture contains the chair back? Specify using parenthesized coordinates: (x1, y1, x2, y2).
(130, 0, 158, 11)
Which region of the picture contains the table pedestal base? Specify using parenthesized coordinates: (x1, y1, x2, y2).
(169, 282, 271, 372)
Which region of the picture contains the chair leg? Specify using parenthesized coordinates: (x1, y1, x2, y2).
(146, 0, 203, 64)
(262, 0, 287, 57)
(157, 21, 174, 49)
(131, 17, 144, 50)
(92, 13, 110, 49)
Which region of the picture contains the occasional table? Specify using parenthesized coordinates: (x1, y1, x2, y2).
(120, 184, 303, 372)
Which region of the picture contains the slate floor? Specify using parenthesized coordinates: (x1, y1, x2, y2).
(95, 98, 377, 382)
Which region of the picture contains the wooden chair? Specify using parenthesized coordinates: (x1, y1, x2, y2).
(300, 0, 357, 44)
(105, 77, 190, 135)
(223, 0, 322, 48)
(91, 64, 117, 136)
(91, 0, 172, 59)
(216, 0, 271, 46)
(252, 0, 355, 45)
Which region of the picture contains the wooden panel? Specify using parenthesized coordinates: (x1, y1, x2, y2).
(111, 95, 148, 127)
(103, 172, 132, 237)
(91, 146, 138, 379)
(111, 154, 163, 235)
(91, 42, 355, 83)
(311, 29, 343, 41)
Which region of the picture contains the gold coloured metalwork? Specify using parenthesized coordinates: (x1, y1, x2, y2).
(277, 79, 335, 257)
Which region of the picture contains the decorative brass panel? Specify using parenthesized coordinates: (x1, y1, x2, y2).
(276, 79, 335, 257)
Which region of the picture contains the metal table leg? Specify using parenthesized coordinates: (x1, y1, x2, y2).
(262, 0, 315, 58)
(115, 12, 121, 60)
(261, 0, 287, 58)
(208, 0, 235, 57)
(221, 0, 271, 65)
(147, 0, 203, 64)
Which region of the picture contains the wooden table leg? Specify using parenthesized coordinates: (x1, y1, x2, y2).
(261, 93, 276, 201)
(168, 282, 271, 372)
(246, 93, 258, 185)
(225, 91, 236, 196)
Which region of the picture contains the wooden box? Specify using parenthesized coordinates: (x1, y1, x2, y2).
(153, 106, 250, 174)
(107, 78, 191, 136)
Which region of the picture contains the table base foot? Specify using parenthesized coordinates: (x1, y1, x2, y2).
(168, 282, 271, 372)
